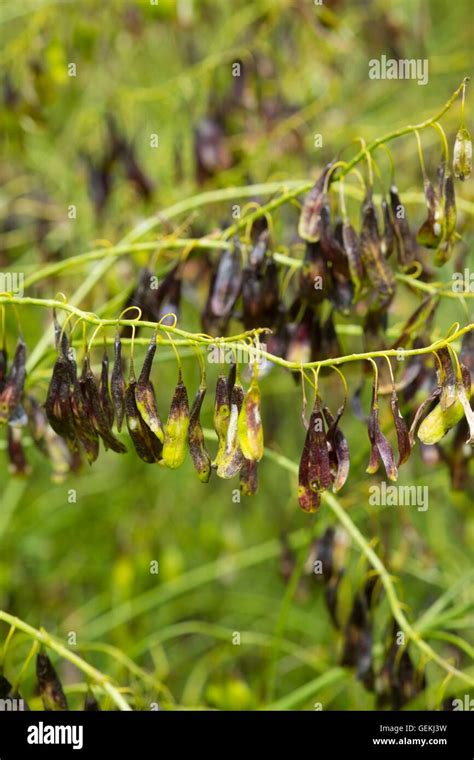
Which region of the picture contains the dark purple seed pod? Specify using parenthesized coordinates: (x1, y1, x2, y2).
(360, 192, 396, 308)
(0, 336, 27, 426)
(342, 221, 364, 299)
(388, 184, 416, 266)
(209, 238, 243, 319)
(45, 356, 79, 453)
(390, 386, 411, 466)
(111, 336, 126, 433)
(125, 378, 162, 463)
(7, 426, 30, 476)
(240, 458, 258, 495)
(36, 652, 68, 711)
(340, 593, 374, 690)
(298, 163, 333, 242)
(99, 348, 114, 430)
(307, 395, 332, 492)
(366, 371, 398, 481)
(323, 404, 350, 492)
(81, 356, 127, 454)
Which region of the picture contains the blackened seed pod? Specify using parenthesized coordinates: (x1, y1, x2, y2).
(213, 375, 231, 467)
(216, 381, 245, 478)
(84, 692, 101, 711)
(70, 375, 100, 464)
(342, 221, 364, 299)
(135, 334, 164, 442)
(381, 198, 395, 259)
(44, 357, 79, 453)
(27, 396, 75, 483)
(307, 396, 332, 492)
(187, 385, 211, 482)
(237, 373, 263, 462)
(340, 593, 374, 690)
(111, 336, 126, 432)
(416, 179, 445, 249)
(81, 357, 127, 454)
(298, 163, 332, 242)
(36, 652, 68, 711)
(390, 387, 411, 466)
(366, 379, 398, 481)
(453, 126, 472, 181)
(298, 419, 321, 513)
(99, 349, 114, 429)
(209, 239, 243, 319)
(240, 458, 258, 495)
(360, 192, 396, 308)
(125, 378, 162, 463)
(388, 185, 416, 266)
(323, 405, 350, 493)
(7, 426, 30, 475)
(0, 337, 27, 426)
(162, 372, 190, 469)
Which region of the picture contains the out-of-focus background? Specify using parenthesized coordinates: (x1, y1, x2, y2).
(0, 0, 473, 710)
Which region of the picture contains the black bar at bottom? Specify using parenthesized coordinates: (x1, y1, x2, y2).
(0, 710, 472, 757)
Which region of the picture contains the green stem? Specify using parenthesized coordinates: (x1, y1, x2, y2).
(0, 294, 470, 374)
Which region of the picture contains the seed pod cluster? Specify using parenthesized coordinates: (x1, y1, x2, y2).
(312, 528, 427, 706)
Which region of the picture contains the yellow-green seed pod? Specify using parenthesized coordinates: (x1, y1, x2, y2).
(237, 375, 263, 462)
(417, 398, 465, 445)
(453, 127, 472, 181)
(162, 373, 189, 469)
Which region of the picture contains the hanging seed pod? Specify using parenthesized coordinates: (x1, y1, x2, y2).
(342, 221, 364, 300)
(209, 238, 243, 318)
(319, 204, 353, 313)
(298, 163, 332, 242)
(162, 371, 190, 469)
(298, 242, 328, 305)
(213, 374, 231, 467)
(216, 380, 245, 479)
(249, 227, 270, 270)
(435, 174, 457, 266)
(125, 377, 162, 463)
(240, 458, 258, 495)
(453, 126, 472, 180)
(298, 429, 321, 513)
(81, 356, 127, 454)
(416, 178, 445, 249)
(154, 265, 182, 326)
(0, 336, 27, 426)
(84, 692, 101, 711)
(36, 652, 68, 711)
(380, 197, 395, 259)
(417, 365, 471, 445)
(307, 395, 332, 492)
(70, 374, 100, 464)
(388, 184, 416, 266)
(27, 396, 76, 482)
(187, 384, 211, 482)
(7, 426, 30, 475)
(376, 620, 426, 709)
(237, 368, 264, 462)
(135, 333, 164, 442)
(323, 405, 350, 492)
(390, 385, 411, 466)
(360, 192, 395, 308)
(366, 369, 398, 481)
(45, 355, 79, 453)
(286, 306, 313, 368)
(99, 348, 114, 429)
(111, 335, 126, 432)
(340, 592, 374, 690)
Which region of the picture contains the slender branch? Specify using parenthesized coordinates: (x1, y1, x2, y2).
(0, 611, 132, 710)
(0, 295, 471, 374)
(263, 448, 474, 688)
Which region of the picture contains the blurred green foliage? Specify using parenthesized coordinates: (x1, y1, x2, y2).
(0, 0, 473, 710)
